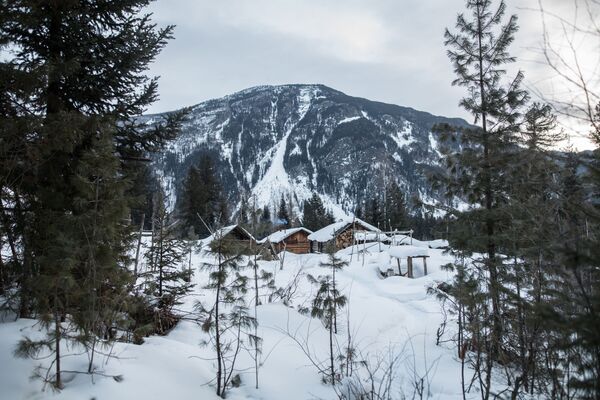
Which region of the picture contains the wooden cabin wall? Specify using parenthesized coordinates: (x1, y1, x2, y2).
(276, 231, 310, 254)
(334, 227, 355, 249)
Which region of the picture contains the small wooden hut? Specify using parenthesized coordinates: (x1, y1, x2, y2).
(308, 218, 380, 252)
(200, 225, 256, 253)
(259, 227, 313, 254)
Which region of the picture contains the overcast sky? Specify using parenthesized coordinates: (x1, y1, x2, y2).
(146, 0, 597, 150)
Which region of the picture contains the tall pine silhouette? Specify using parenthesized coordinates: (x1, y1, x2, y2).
(2, 0, 183, 389)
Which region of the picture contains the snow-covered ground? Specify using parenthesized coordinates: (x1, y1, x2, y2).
(0, 243, 480, 400)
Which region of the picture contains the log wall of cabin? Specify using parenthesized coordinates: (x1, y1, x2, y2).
(275, 231, 310, 254)
(334, 227, 355, 249)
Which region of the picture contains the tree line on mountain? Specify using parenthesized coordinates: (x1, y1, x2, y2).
(175, 163, 440, 240)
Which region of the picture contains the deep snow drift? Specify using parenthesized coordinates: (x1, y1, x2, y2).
(0, 243, 481, 400)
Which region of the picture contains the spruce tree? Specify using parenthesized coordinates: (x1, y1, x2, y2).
(145, 193, 193, 334)
(497, 102, 564, 396)
(180, 165, 204, 235)
(303, 193, 334, 231)
(261, 205, 271, 223)
(306, 250, 347, 384)
(572, 104, 600, 397)
(238, 194, 250, 227)
(197, 230, 258, 398)
(277, 194, 290, 228)
(129, 163, 161, 230)
(2, 0, 183, 388)
(384, 182, 408, 231)
(365, 196, 383, 228)
(540, 114, 600, 397)
(355, 202, 364, 220)
(256, 205, 273, 238)
(248, 256, 274, 389)
(436, 0, 528, 367)
(430, 2, 530, 398)
(179, 155, 228, 237)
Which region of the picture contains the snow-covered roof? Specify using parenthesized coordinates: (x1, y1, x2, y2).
(388, 245, 429, 258)
(427, 239, 449, 249)
(200, 225, 256, 247)
(258, 227, 313, 244)
(307, 218, 380, 243)
(354, 231, 390, 242)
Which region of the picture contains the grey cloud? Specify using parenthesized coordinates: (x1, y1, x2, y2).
(145, 0, 596, 149)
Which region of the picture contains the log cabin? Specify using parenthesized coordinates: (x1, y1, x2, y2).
(259, 227, 313, 254)
(200, 224, 256, 254)
(307, 218, 381, 252)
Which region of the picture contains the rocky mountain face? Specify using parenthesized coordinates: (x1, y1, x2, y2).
(144, 84, 469, 218)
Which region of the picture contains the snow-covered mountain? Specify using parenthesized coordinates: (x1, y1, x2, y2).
(144, 84, 469, 217)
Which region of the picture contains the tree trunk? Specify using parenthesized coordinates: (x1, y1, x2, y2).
(332, 266, 337, 334)
(329, 305, 335, 385)
(54, 310, 62, 389)
(459, 305, 467, 400)
(215, 243, 223, 397)
(476, 2, 501, 358)
(158, 220, 164, 298)
(253, 254, 259, 389)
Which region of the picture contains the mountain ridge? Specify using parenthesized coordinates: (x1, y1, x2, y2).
(144, 84, 469, 219)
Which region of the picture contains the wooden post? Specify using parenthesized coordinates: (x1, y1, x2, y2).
(407, 257, 413, 278)
(396, 258, 401, 276)
(362, 237, 366, 267)
(423, 256, 428, 276)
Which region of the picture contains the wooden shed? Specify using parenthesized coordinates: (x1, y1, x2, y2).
(308, 218, 380, 252)
(260, 227, 313, 254)
(200, 225, 256, 253)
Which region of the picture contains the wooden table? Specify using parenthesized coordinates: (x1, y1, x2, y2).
(396, 255, 430, 278)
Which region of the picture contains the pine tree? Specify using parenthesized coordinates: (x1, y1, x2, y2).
(384, 182, 408, 231)
(197, 228, 258, 398)
(255, 205, 273, 239)
(306, 250, 347, 384)
(248, 256, 274, 389)
(129, 162, 161, 230)
(496, 102, 564, 396)
(261, 205, 271, 224)
(179, 156, 228, 237)
(238, 194, 250, 227)
(365, 196, 383, 228)
(2, 1, 182, 388)
(180, 165, 204, 235)
(277, 194, 290, 228)
(431, 1, 529, 398)
(145, 193, 193, 334)
(303, 193, 334, 231)
(541, 133, 600, 397)
(436, 0, 528, 367)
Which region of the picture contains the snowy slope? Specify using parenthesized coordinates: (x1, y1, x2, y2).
(0, 243, 505, 400)
(145, 84, 469, 216)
